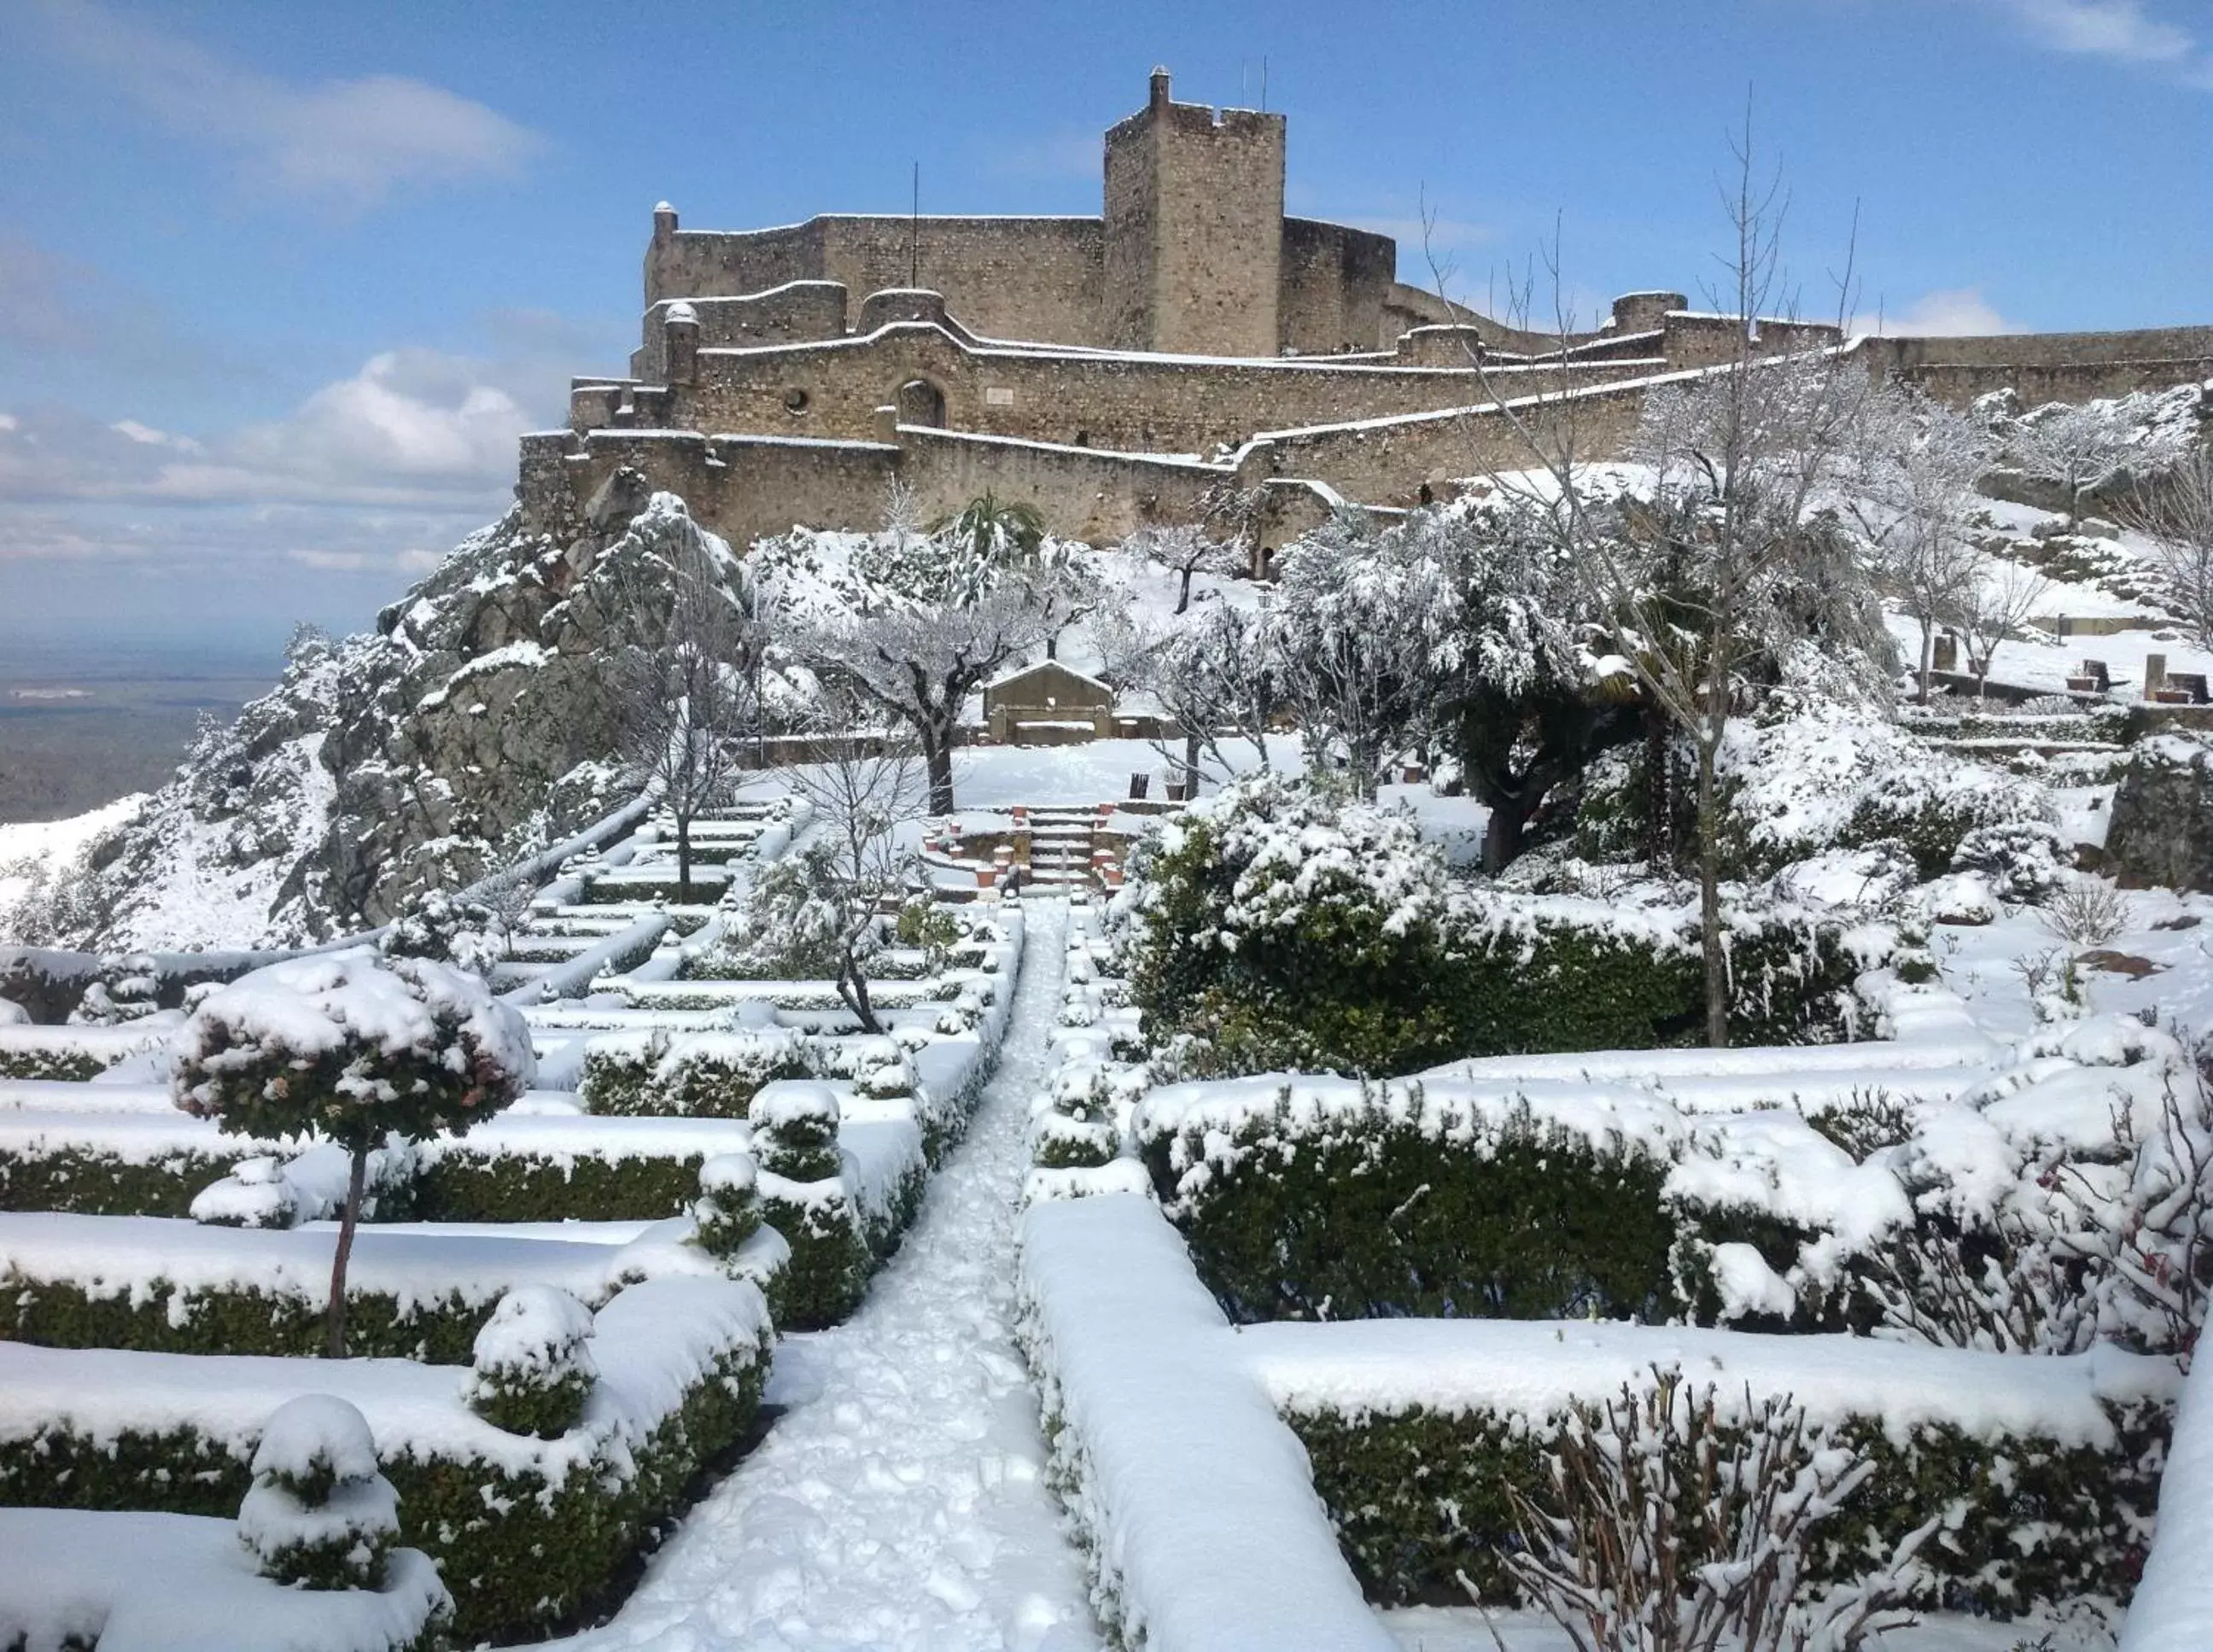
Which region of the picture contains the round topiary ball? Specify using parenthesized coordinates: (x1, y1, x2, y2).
(694, 1151, 762, 1258)
(237, 1394, 400, 1591)
(466, 1286, 598, 1439)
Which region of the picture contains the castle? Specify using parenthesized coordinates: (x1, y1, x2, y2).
(517, 69, 2213, 551)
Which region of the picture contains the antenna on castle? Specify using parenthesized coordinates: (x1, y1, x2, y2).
(1260, 56, 1268, 112)
(909, 161, 920, 289)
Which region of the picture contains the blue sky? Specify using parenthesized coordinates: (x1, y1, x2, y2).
(2, 0, 2209, 660)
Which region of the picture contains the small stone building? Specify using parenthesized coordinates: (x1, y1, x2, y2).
(984, 662, 1116, 744)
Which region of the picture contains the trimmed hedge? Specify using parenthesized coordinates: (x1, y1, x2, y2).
(1140, 1091, 1679, 1324)
(1288, 1395, 2166, 1614)
(411, 1147, 709, 1223)
(0, 1142, 254, 1217)
(3, 1273, 499, 1363)
(0, 1326, 770, 1646)
(578, 1030, 810, 1118)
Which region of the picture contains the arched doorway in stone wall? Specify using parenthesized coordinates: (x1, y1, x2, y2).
(895, 378, 946, 429)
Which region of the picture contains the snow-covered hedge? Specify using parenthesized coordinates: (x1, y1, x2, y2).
(409, 1112, 756, 1223)
(0, 1021, 173, 1082)
(1135, 1016, 2212, 1356)
(0, 1506, 451, 1652)
(0, 1211, 750, 1361)
(0, 1275, 773, 1645)
(1260, 1316, 2175, 1615)
(577, 1027, 810, 1117)
(1123, 773, 1889, 1078)
(0, 1108, 275, 1217)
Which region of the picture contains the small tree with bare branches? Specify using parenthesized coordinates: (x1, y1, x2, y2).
(2122, 445, 2213, 649)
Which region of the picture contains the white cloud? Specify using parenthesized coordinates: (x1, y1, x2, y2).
(111, 419, 200, 451)
(394, 549, 444, 572)
(1874, 286, 2019, 336)
(1980, 0, 2213, 85)
(0, 414, 17, 434)
(27, 0, 546, 207)
(287, 548, 371, 571)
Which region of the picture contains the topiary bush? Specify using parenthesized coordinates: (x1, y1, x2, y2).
(466, 1287, 598, 1439)
(692, 1152, 763, 1258)
(237, 1395, 402, 1591)
(750, 1083, 868, 1328)
(173, 949, 535, 1356)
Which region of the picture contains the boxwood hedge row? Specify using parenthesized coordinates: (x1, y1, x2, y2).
(0, 1334, 769, 1647)
(1287, 1394, 2167, 1615)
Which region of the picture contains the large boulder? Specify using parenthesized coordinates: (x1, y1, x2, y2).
(2106, 732, 2213, 891)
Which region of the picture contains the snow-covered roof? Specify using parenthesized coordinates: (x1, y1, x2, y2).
(984, 660, 1114, 695)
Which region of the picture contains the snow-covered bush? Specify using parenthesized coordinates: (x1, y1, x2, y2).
(0, 996, 26, 1025)
(1948, 819, 2072, 905)
(1127, 773, 1879, 1077)
(172, 947, 535, 1355)
(692, 1151, 762, 1258)
(237, 1395, 401, 1591)
(1504, 1369, 1928, 1651)
(378, 887, 505, 976)
(1842, 760, 2054, 879)
(689, 850, 850, 980)
(749, 1081, 870, 1327)
(465, 1286, 599, 1439)
(189, 1154, 298, 1229)
(751, 1082, 843, 1182)
(67, 953, 162, 1025)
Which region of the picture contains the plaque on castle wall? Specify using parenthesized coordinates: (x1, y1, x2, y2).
(985, 387, 1016, 406)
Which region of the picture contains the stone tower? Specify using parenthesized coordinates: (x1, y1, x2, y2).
(1103, 67, 1286, 358)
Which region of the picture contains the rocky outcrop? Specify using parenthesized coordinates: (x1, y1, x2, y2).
(2107, 732, 2213, 892)
(13, 477, 743, 949)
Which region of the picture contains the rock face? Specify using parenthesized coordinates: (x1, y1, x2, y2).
(13, 479, 741, 949)
(2107, 733, 2213, 892)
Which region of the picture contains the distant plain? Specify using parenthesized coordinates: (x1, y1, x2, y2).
(0, 637, 275, 824)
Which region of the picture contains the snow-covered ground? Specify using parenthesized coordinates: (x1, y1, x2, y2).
(0, 794, 141, 913)
(548, 900, 1100, 1652)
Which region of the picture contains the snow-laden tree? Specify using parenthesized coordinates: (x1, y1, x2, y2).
(1954, 556, 2050, 697)
(1268, 511, 1462, 799)
(2122, 445, 2213, 649)
(781, 721, 929, 1032)
(601, 505, 764, 901)
(1848, 383, 1998, 701)
(173, 949, 534, 1356)
(1127, 522, 1247, 615)
(1427, 502, 1638, 872)
(781, 508, 1081, 813)
(1144, 601, 1279, 793)
(2004, 394, 2194, 527)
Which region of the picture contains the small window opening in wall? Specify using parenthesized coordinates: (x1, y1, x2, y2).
(1074, 430, 1090, 447)
(783, 388, 810, 414)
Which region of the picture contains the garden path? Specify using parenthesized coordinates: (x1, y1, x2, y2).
(558, 898, 1101, 1652)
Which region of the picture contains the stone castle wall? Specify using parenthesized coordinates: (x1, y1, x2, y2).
(582, 320, 1665, 457)
(548, 72, 2209, 561)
